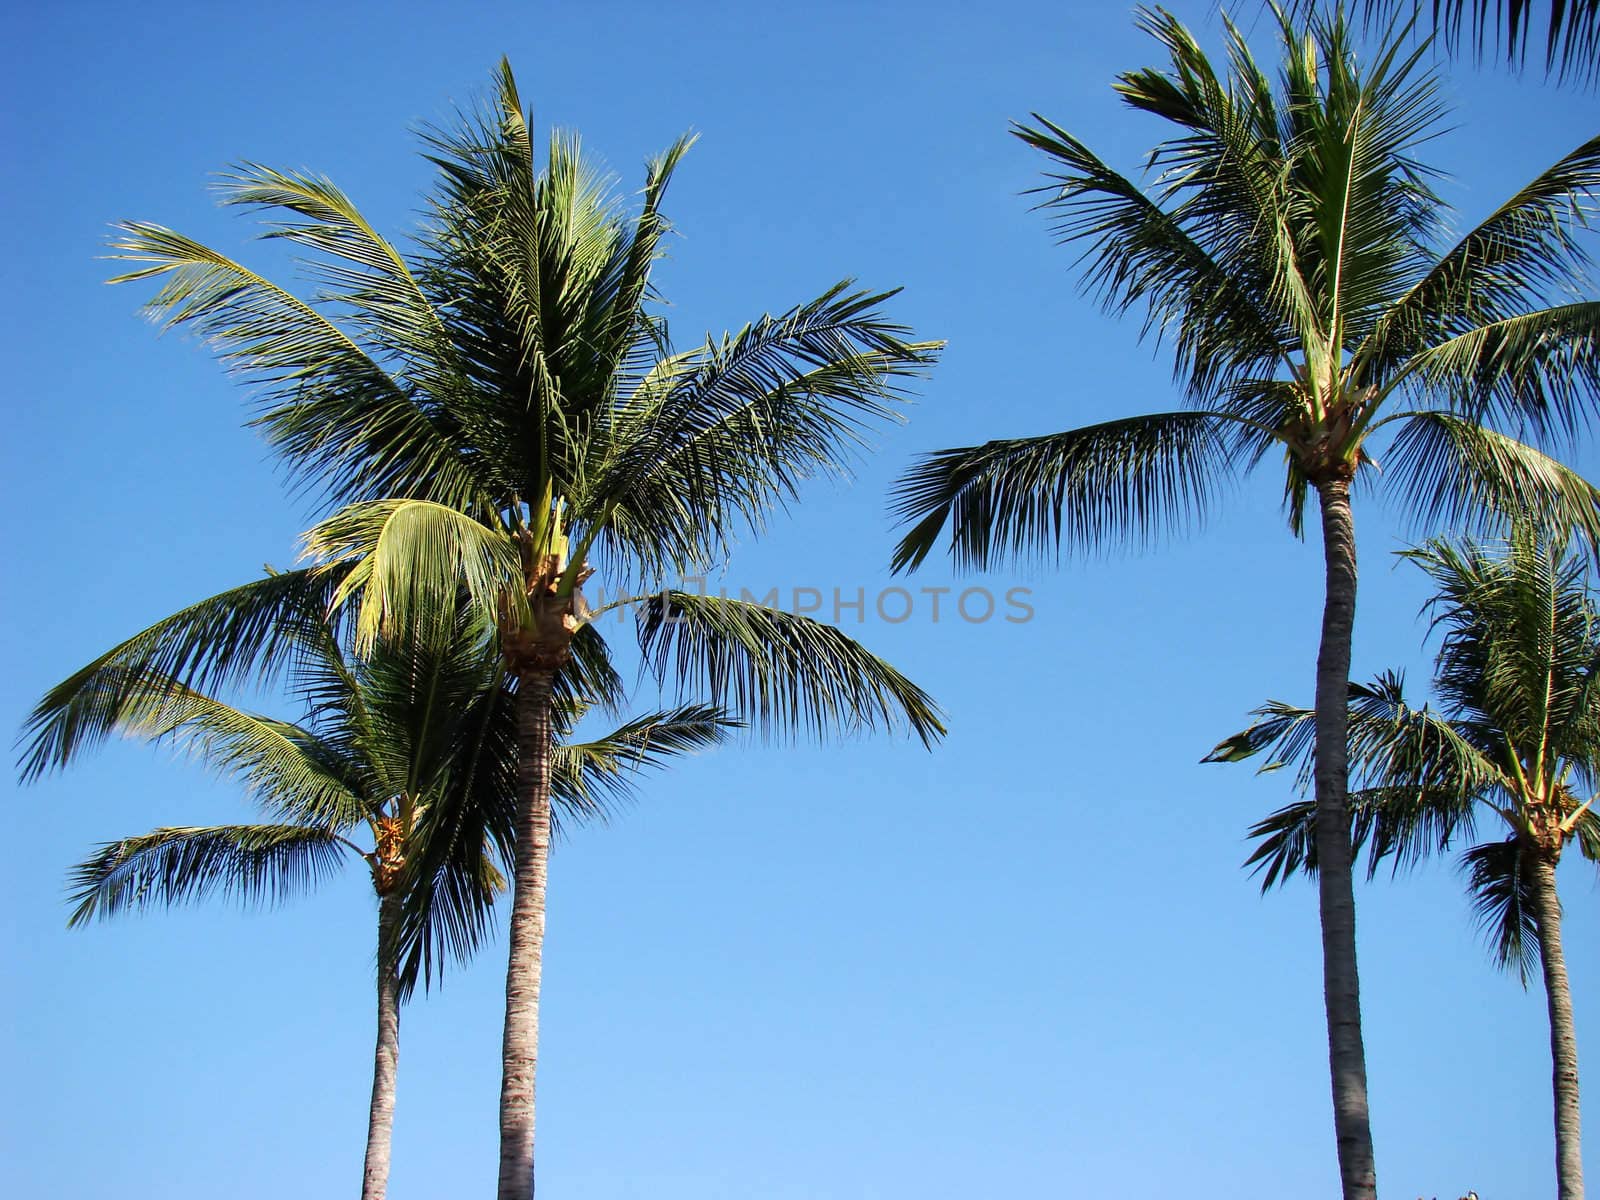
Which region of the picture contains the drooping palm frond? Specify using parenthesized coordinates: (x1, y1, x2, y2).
(552, 702, 739, 822)
(84, 675, 367, 829)
(17, 566, 348, 781)
(636, 591, 945, 748)
(67, 824, 353, 927)
(1384, 413, 1600, 550)
(1332, 0, 1600, 84)
(890, 412, 1243, 572)
(1461, 837, 1543, 983)
(304, 499, 525, 655)
(1399, 303, 1600, 443)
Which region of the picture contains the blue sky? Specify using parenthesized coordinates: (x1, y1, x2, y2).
(3, 2, 1595, 1197)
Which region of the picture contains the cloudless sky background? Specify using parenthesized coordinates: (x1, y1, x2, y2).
(3, 2, 1596, 1197)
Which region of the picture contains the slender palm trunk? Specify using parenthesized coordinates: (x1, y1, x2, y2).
(498, 667, 556, 1200)
(1530, 852, 1585, 1200)
(1312, 476, 1377, 1200)
(361, 891, 403, 1200)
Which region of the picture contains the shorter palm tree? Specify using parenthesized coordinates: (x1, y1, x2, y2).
(21, 595, 732, 1200)
(1207, 531, 1600, 1200)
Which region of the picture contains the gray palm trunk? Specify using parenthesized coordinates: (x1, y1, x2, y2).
(1313, 477, 1377, 1199)
(498, 668, 555, 1200)
(361, 892, 403, 1200)
(1530, 852, 1586, 1200)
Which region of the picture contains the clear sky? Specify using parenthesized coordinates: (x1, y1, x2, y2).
(3, 2, 1595, 1197)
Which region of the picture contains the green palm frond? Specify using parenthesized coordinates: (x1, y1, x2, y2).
(107, 225, 491, 514)
(1333, 0, 1600, 84)
(1364, 137, 1600, 380)
(304, 499, 525, 654)
(636, 591, 945, 747)
(1011, 111, 1289, 396)
(1399, 302, 1600, 443)
(1461, 837, 1542, 983)
(1385, 413, 1600, 551)
(90, 675, 366, 828)
(603, 283, 941, 579)
(552, 702, 739, 823)
(891, 412, 1242, 572)
(67, 824, 353, 927)
(17, 566, 346, 781)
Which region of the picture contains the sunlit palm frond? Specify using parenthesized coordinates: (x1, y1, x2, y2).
(1384, 413, 1600, 552)
(304, 499, 524, 655)
(106, 225, 490, 513)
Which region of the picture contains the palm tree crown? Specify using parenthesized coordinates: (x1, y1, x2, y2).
(54, 59, 946, 1200)
(890, 10, 1598, 1198)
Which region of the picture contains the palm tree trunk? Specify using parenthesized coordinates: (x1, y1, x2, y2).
(1530, 852, 1585, 1200)
(498, 666, 556, 1200)
(1313, 475, 1377, 1200)
(361, 891, 403, 1200)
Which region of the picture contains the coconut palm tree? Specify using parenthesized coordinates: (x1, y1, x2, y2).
(65, 60, 944, 1200)
(20, 587, 734, 1200)
(891, 10, 1600, 1196)
(1208, 530, 1600, 1200)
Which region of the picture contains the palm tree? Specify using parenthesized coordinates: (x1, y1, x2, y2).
(1208, 530, 1600, 1200)
(891, 10, 1600, 1197)
(19, 587, 734, 1200)
(64, 59, 944, 1200)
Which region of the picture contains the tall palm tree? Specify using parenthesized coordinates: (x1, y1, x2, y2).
(62, 60, 944, 1200)
(1208, 530, 1600, 1200)
(891, 10, 1600, 1197)
(19, 587, 734, 1200)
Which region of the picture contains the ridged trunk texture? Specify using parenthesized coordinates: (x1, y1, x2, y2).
(497, 668, 555, 1200)
(1313, 476, 1377, 1199)
(1530, 853, 1585, 1200)
(360, 891, 403, 1200)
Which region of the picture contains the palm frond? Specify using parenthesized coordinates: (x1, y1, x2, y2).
(1012, 110, 1289, 396)
(303, 499, 524, 655)
(106, 224, 491, 513)
(636, 591, 945, 747)
(1363, 137, 1600, 379)
(17, 567, 346, 781)
(1385, 413, 1600, 553)
(1402, 302, 1600, 446)
(67, 824, 351, 927)
(601, 283, 941, 579)
(890, 412, 1241, 572)
(1461, 837, 1542, 983)
(552, 702, 739, 823)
